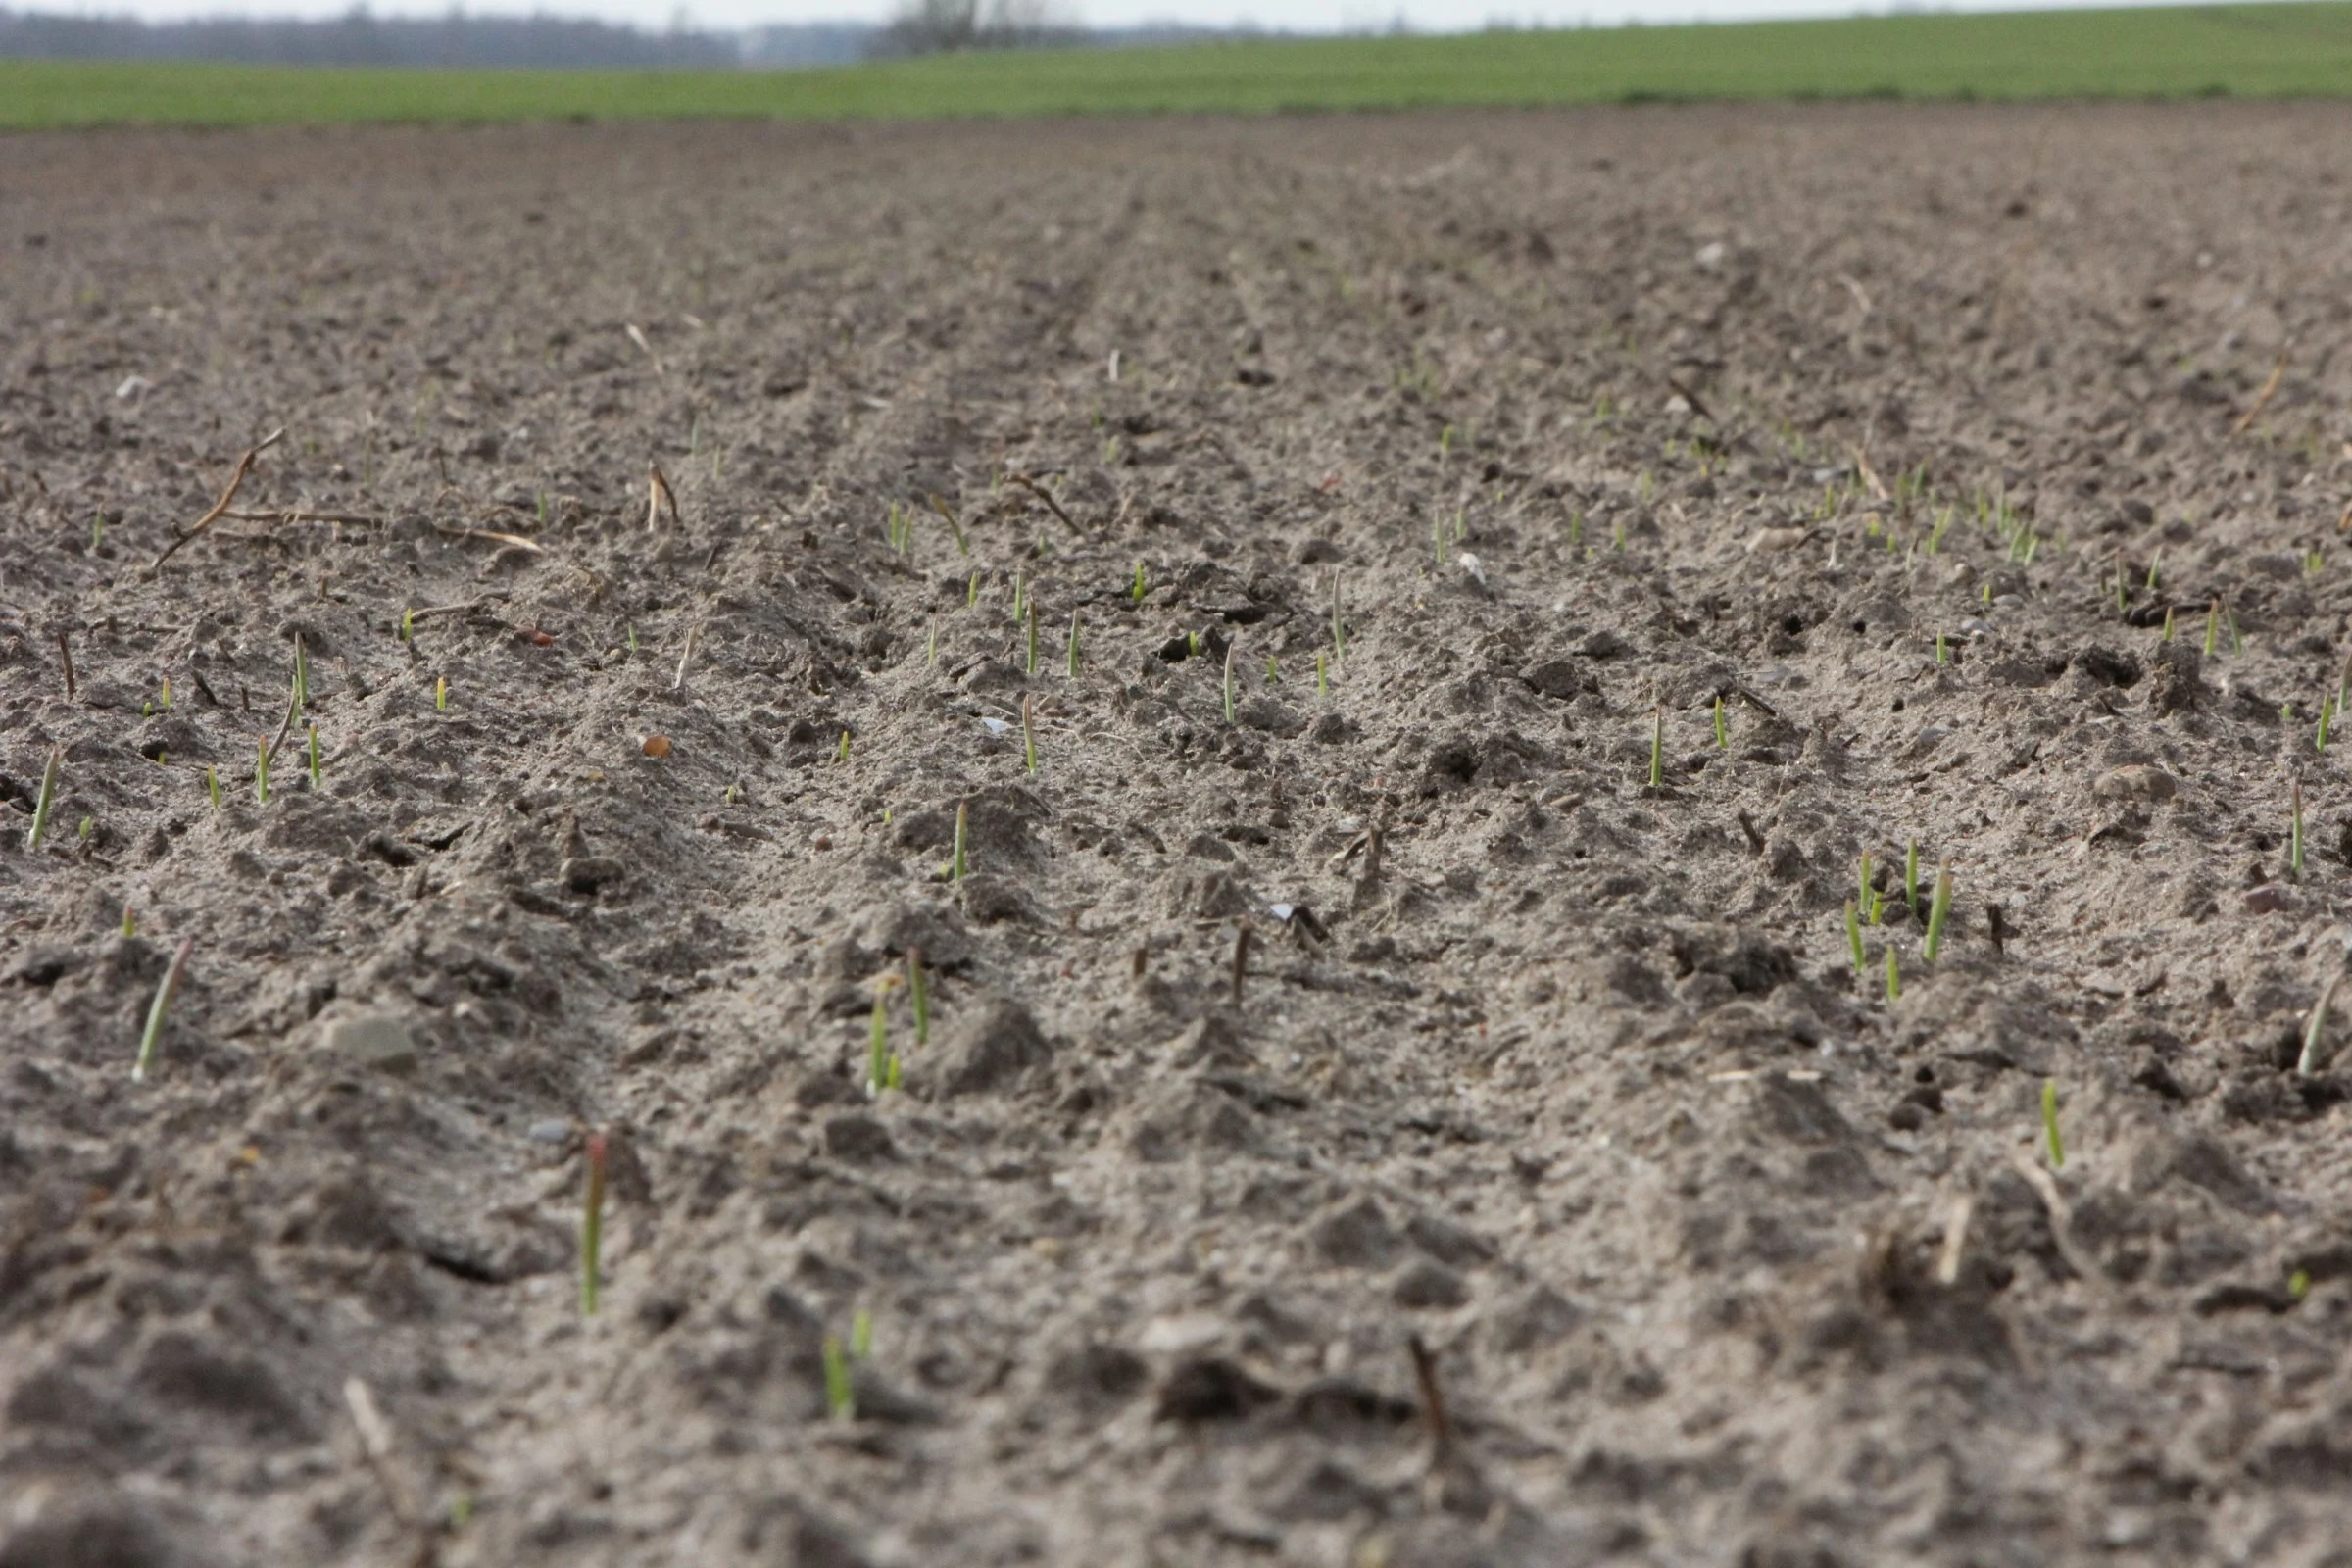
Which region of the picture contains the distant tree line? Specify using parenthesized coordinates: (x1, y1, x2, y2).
(0, 4, 1283, 67)
(0, 6, 742, 68)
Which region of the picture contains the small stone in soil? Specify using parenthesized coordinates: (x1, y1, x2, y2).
(319, 1013, 417, 1075)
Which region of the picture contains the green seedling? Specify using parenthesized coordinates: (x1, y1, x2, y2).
(1025, 603, 1039, 676)
(2320, 699, 2334, 755)
(1223, 642, 1238, 725)
(1012, 569, 1025, 626)
(1316, 654, 1328, 696)
(1188, 630, 1201, 659)
(206, 765, 220, 808)
(2298, 974, 2340, 1076)
(307, 723, 321, 788)
(2229, 606, 2244, 655)
(851, 1308, 874, 1361)
(1021, 693, 1039, 776)
(866, 984, 897, 1097)
(91, 513, 104, 550)
(77, 816, 91, 845)
(952, 800, 968, 882)
(1264, 654, 1278, 687)
(1131, 563, 1148, 604)
(1612, 520, 1627, 552)
(1858, 851, 1874, 913)
(966, 571, 981, 609)
(1453, 506, 1467, 542)
(1936, 632, 1948, 665)
(434, 677, 448, 712)
(580, 1130, 608, 1315)
(400, 607, 415, 643)
(121, 904, 135, 939)
(1714, 695, 1728, 749)
(823, 1335, 855, 1421)
(1923, 863, 1954, 962)
(2162, 606, 2175, 643)
(927, 626, 939, 669)
(2204, 600, 2221, 657)
(256, 735, 271, 805)
(1569, 511, 1584, 552)
(1439, 423, 1455, 463)
(1886, 945, 1900, 1002)
(906, 948, 930, 1048)
(24, 747, 60, 850)
(1648, 708, 1664, 788)
(885, 499, 911, 556)
(2146, 550, 2162, 591)
(2041, 1080, 2065, 1168)
(1067, 609, 1081, 677)
(2291, 1269, 2313, 1301)
(159, 676, 172, 711)
(1982, 581, 1992, 606)
(1904, 840, 1920, 910)
(926, 494, 970, 556)
(1432, 513, 1448, 567)
(625, 622, 638, 653)
(838, 730, 852, 764)
(2291, 780, 2306, 878)
(1331, 574, 1346, 661)
(1845, 900, 1865, 974)
(130, 934, 193, 1084)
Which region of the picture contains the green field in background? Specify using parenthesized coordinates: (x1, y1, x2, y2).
(5, 2, 2352, 129)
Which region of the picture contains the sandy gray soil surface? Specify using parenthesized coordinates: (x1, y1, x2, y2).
(4, 101, 2352, 1566)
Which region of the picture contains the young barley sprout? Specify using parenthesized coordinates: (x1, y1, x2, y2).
(131, 935, 194, 1084)
(1714, 695, 1728, 749)
(2299, 975, 2342, 1076)
(1924, 863, 1954, 962)
(1845, 900, 1864, 974)
(953, 800, 968, 882)
(852, 1308, 874, 1361)
(1022, 694, 1038, 776)
(823, 1335, 855, 1421)
(25, 747, 60, 850)
(2041, 1080, 2065, 1168)
(580, 1131, 608, 1315)
(1223, 642, 1238, 725)
(907, 948, 930, 1048)
(1648, 709, 1663, 788)
(1067, 609, 1081, 677)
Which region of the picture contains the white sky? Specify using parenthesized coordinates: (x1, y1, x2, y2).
(61, 0, 2182, 42)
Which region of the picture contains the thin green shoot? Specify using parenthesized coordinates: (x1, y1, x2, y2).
(1331, 573, 1346, 661)
(1012, 569, 1025, 627)
(1923, 862, 1953, 962)
(1264, 654, 1277, 687)
(2298, 974, 2340, 1076)
(1713, 695, 1728, 749)
(2204, 600, 2221, 657)
(967, 571, 980, 608)
(160, 675, 172, 711)
(1648, 708, 1663, 788)
(400, 607, 415, 642)
(1022, 693, 1038, 776)
(2162, 606, 2175, 643)
(1858, 851, 1873, 913)
(1845, 900, 1864, 974)
(580, 1130, 608, 1315)
(1067, 609, 1081, 678)
(121, 904, 135, 938)
(2145, 549, 2162, 591)
(1132, 562, 1147, 604)
(927, 494, 970, 556)
(927, 625, 939, 669)
(130, 934, 194, 1084)
(2229, 606, 2244, 655)
(823, 1335, 855, 1421)
(307, 722, 321, 788)
(78, 816, 91, 844)
(1936, 631, 1948, 665)
(851, 1308, 874, 1361)
(2040, 1080, 2064, 1168)
(2291, 1269, 2313, 1301)
(626, 622, 638, 653)
(866, 985, 893, 1097)
(24, 746, 60, 850)
(206, 764, 220, 808)
(434, 676, 448, 712)
(2320, 699, 2334, 755)
(1569, 510, 1584, 552)
(1316, 653, 1328, 697)
(838, 729, 851, 764)
(2291, 779, 2305, 878)
(1885, 944, 1900, 1002)
(1025, 603, 1039, 675)
(1223, 641, 1237, 725)
(953, 800, 968, 882)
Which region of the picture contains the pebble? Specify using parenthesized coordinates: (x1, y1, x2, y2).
(2093, 764, 2178, 803)
(526, 1118, 572, 1145)
(320, 1013, 418, 1074)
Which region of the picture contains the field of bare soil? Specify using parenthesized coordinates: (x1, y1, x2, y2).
(3, 102, 2352, 1567)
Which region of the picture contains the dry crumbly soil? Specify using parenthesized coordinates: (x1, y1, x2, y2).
(3, 103, 2352, 1568)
